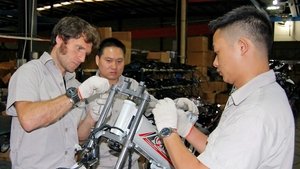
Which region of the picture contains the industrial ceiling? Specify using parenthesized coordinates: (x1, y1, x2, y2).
(0, 0, 298, 38)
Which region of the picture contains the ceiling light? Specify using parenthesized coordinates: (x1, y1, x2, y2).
(61, 1, 72, 5)
(37, 7, 45, 11)
(273, 0, 278, 5)
(267, 6, 280, 10)
(74, 0, 84, 3)
(83, 0, 94, 2)
(44, 5, 51, 9)
(53, 3, 62, 7)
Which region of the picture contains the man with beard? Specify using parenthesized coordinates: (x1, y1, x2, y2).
(6, 16, 110, 169)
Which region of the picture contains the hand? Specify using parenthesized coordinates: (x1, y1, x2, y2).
(176, 109, 198, 137)
(89, 93, 108, 121)
(78, 76, 110, 99)
(152, 98, 177, 132)
(174, 98, 199, 137)
(174, 98, 199, 115)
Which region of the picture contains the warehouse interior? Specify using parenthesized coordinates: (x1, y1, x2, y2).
(0, 0, 300, 168)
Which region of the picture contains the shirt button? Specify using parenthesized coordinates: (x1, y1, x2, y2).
(65, 151, 68, 155)
(65, 128, 68, 132)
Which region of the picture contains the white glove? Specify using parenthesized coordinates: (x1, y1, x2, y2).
(176, 109, 198, 137)
(174, 98, 199, 115)
(175, 98, 199, 137)
(89, 93, 109, 121)
(152, 98, 177, 132)
(78, 76, 110, 99)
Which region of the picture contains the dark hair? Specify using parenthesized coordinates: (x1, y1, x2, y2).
(50, 16, 100, 51)
(97, 37, 126, 57)
(208, 6, 273, 54)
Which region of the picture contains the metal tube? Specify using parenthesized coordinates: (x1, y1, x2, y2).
(115, 93, 150, 169)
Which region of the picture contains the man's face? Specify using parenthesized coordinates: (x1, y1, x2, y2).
(212, 29, 241, 85)
(96, 46, 125, 84)
(56, 36, 92, 73)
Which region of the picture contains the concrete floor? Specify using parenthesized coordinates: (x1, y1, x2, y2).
(0, 118, 300, 169)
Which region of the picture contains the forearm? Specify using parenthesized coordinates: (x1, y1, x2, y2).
(163, 133, 208, 169)
(78, 111, 95, 142)
(15, 94, 73, 132)
(185, 126, 208, 153)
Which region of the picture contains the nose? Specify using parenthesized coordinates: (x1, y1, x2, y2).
(111, 61, 117, 69)
(78, 53, 86, 63)
(213, 56, 218, 68)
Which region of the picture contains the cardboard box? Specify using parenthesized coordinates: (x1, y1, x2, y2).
(98, 27, 112, 40)
(147, 52, 170, 63)
(187, 36, 209, 52)
(147, 52, 161, 60)
(215, 93, 229, 104)
(112, 32, 132, 65)
(186, 51, 214, 67)
(81, 54, 97, 69)
(200, 81, 228, 93)
(202, 92, 216, 104)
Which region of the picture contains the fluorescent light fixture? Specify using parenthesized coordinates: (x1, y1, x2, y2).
(95, 0, 104, 1)
(61, 1, 72, 5)
(74, 0, 84, 3)
(37, 7, 45, 11)
(267, 6, 280, 10)
(83, 0, 94, 2)
(53, 3, 62, 7)
(44, 5, 51, 9)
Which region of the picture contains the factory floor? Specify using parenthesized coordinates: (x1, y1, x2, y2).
(0, 118, 300, 169)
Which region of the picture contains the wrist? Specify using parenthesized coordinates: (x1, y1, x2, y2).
(185, 125, 195, 140)
(159, 127, 177, 138)
(66, 87, 80, 105)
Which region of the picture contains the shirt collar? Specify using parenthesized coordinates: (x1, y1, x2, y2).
(228, 70, 276, 106)
(39, 51, 76, 82)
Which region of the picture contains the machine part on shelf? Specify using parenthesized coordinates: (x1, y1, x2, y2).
(72, 78, 173, 169)
(123, 61, 199, 99)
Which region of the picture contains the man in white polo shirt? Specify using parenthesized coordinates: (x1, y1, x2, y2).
(152, 6, 295, 169)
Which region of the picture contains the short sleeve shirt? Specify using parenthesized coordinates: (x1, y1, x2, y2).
(6, 52, 85, 169)
(197, 70, 295, 169)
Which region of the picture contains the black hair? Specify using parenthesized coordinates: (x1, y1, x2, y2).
(97, 37, 126, 56)
(208, 6, 273, 54)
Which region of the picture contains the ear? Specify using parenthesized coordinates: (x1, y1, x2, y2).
(56, 35, 63, 45)
(238, 37, 249, 56)
(95, 55, 99, 66)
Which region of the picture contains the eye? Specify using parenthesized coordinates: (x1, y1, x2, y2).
(117, 59, 124, 63)
(75, 45, 85, 53)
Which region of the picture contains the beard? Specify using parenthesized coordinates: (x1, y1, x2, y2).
(58, 42, 68, 55)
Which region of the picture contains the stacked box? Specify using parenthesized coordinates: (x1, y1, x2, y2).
(186, 51, 214, 67)
(98, 27, 112, 40)
(147, 52, 170, 63)
(112, 32, 132, 65)
(200, 81, 228, 93)
(215, 93, 229, 104)
(187, 36, 209, 52)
